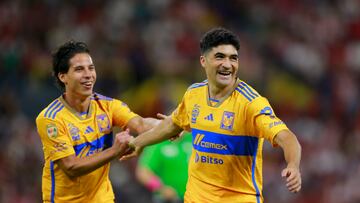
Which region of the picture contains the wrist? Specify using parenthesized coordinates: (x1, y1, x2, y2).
(287, 163, 299, 170)
(110, 145, 122, 157)
(145, 176, 163, 192)
(130, 138, 142, 149)
(128, 142, 136, 150)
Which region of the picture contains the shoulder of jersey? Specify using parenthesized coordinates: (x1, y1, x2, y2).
(235, 80, 261, 102)
(187, 80, 208, 91)
(37, 98, 65, 121)
(37, 93, 115, 121)
(91, 92, 114, 102)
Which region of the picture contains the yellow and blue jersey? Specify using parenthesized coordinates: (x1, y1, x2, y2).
(36, 93, 138, 203)
(171, 79, 288, 203)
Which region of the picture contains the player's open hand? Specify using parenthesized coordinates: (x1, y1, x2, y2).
(281, 166, 301, 193)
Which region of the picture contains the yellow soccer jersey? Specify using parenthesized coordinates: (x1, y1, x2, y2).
(171, 80, 289, 203)
(36, 93, 138, 203)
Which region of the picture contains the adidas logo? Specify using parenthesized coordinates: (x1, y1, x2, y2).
(85, 126, 94, 134)
(204, 113, 214, 121)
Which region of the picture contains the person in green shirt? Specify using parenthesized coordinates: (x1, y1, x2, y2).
(136, 132, 192, 203)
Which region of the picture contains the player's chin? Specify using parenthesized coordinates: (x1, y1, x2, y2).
(216, 77, 234, 87)
(79, 89, 93, 97)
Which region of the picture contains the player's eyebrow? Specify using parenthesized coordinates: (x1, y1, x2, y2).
(71, 63, 95, 69)
(214, 52, 226, 58)
(214, 52, 238, 58)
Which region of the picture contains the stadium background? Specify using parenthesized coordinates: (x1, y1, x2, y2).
(0, 0, 359, 202)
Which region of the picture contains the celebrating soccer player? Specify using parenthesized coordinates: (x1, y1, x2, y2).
(36, 40, 159, 202)
(120, 27, 302, 203)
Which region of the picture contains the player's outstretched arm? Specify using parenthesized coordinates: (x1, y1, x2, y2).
(125, 113, 174, 135)
(120, 116, 182, 161)
(275, 130, 302, 193)
(56, 130, 133, 178)
(126, 116, 160, 135)
(156, 113, 186, 141)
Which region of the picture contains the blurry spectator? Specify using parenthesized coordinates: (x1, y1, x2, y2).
(136, 132, 192, 203)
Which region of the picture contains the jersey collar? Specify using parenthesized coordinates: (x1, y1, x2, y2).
(59, 95, 94, 120)
(206, 79, 240, 108)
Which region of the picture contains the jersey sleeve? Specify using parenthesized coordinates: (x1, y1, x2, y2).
(111, 99, 139, 129)
(171, 91, 190, 131)
(245, 97, 289, 146)
(36, 116, 75, 161)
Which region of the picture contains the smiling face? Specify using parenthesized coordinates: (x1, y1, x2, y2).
(58, 53, 96, 99)
(200, 44, 239, 89)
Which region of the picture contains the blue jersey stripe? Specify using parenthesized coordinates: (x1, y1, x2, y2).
(44, 100, 59, 118)
(73, 132, 113, 156)
(189, 83, 207, 89)
(236, 87, 252, 102)
(251, 142, 261, 203)
(52, 105, 64, 119)
(240, 82, 259, 97)
(191, 128, 258, 156)
(87, 126, 94, 132)
(238, 84, 256, 99)
(209, 98, 219, 102)
(188, 80, 208, 89)
(47, 102, 62, 118)
(197, 79, 208, 84)
(92, 93, 113, 101)
(50, 161, 55, 203)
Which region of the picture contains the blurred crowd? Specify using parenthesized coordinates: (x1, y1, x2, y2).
(0, 0, 359, 202)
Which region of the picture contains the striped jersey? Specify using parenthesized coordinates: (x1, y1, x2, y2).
(35, 93, 138, 203)
(171, 79, 288, 203)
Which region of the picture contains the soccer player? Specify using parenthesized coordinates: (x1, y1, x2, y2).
(35, 40, 158, 203)
(120, 28, 302, 203)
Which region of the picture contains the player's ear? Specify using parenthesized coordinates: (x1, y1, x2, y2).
(58, 72, 67, 84)
(200, 55, 206, 68)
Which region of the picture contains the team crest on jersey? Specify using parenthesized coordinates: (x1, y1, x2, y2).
(68, 123, 80, 141)
(191, 104, 200, 124)
(46, 124, 58, 139)
(220, 111, 235, 131)
(97, 114, 110, 132)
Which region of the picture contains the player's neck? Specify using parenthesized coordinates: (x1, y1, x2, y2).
(62, 92, 91, 113)
(208, 80, 237, 100)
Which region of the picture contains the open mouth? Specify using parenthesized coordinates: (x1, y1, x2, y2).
(81, 81, 93, 88)
(218, 71, 231, 76)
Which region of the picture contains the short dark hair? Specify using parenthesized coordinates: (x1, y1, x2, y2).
(200, 27, 240, 54)
(52, 40, 90, 90)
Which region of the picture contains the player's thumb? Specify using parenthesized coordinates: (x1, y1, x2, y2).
(281, 169, 289, 178)
(119, 154, 131, 161)
(157, 113, 167, 119)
